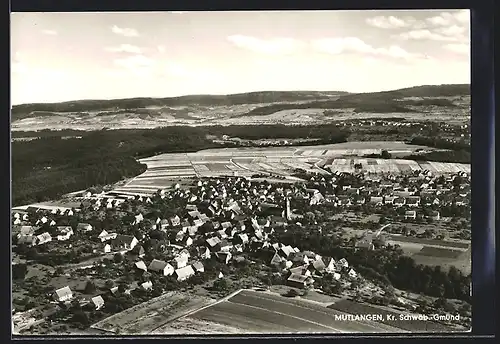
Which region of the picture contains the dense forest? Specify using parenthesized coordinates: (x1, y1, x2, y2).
(272, 226, 471, 302)
(11, 125, 348, 206)
(402, 150, 471, 164)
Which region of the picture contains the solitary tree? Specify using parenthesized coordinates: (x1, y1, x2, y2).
(113, 253, 123, 263)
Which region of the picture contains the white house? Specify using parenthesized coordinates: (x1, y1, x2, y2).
(36, 232, 52, 245)
(53, 286, 73, 302)
(174, 265, 195, 281)
(91, 296, 105, 310)
(148, 259, 175, 276)
(112, 235, 138, 251)
(172, 255, 188, 269)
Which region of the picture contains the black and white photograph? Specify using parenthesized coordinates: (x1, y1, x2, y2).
(11, 10, 471, 335)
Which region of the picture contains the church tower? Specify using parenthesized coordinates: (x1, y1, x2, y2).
(285, 197, 291, 221)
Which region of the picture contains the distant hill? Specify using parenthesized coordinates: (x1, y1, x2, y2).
(11, 90, 349, 121)
(235, 84, 469, 118)
(10, 84, 469, 129)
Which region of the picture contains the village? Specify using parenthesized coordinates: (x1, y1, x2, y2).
(11, 168, 471, 334)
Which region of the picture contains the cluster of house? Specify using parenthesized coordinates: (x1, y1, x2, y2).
(265, 244, 357, 289)
(51, 285, 105, 310)
(299, 171, 470, 212)
(13, 222, 95, 247)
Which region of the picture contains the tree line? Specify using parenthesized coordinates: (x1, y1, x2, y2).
(272, 226, 471, 303)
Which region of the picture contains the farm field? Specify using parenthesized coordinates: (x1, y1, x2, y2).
(112, 141, 470, 196)
(412, 248, 471, 274)
(386, 235, 471, 274)
(386, 235, 470, 250)
(155, 290, 405, 334)
(91, 292, 215, 334)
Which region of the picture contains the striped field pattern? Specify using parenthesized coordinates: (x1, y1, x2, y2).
(111, 142, 470, 195)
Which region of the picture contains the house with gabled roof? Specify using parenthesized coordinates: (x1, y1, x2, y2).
(16, 226, 36, 239)
(219, 240, 233, 252)
(393, 197, 406, 207)
(36, 232, 52, 245)
(172, 255, 188, 269)
(18, 235, 36, 246)
(215, 251, 232, 264)
(206, 237, 222, 251)
(336, 258, 349, 270)
(181, 236, 193, 247)
(289, 265, 311, 277)
(77, 223, 93, 232)
(141, 281, 153, 291)
(311, 258, 326, 273)
(91, 296, 105, 310)
(53, 286, 73, 302)
(148, 259, 174, 276)
(134, 260, 148, 272)
(112, 235, 138, 251)
(187, 226, 198, 237)
(369, 196, 384, 206)
(174, 265, 195, 281)
(128, 245, 145, 258)
(233, 233, 249, 245)
(221, 222, 232, 230)
(192, 261, 204, 273)
(286, 273, 313, 289)
(323, 257, 336, 273)
(197, 246, 211, 260)
(270, 252, 283, 266)
(427, 210, 440, 221)
(404, 210, 417, 220)
(290, 252, 310, 265)
(406, 196, 421, 207)
(279, 245, 294, 258)
(384, 196, 396, 205)
(170, 215, 181, 227)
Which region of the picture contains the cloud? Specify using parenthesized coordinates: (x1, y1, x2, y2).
(157, 45, 166, 53)
(427, 10, 469, 26)
(114, 55, 154, 69)
(366, 16, 409, 29)
(227, 35, 304, 55)
(443, 43, 469, 54)
(311, 37, 423, 60)
(434, 25, 467, 37)
(395, 29, 460, 42)
(42, 29, 58, 35)
(105, 44, 143, 54)
(111, 25, 139, 37)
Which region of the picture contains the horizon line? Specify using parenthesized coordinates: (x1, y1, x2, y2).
(11, 83, 470, 107)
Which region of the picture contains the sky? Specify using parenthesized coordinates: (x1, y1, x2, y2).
(11, 10, 470, 105)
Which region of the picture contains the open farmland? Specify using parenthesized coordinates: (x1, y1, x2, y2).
(412, 248, 471, 274)
(154, 290, 406, 334)
(114, 141, 470, 195)
(91, 292, 215, 334)
(386, 235, 471, 274)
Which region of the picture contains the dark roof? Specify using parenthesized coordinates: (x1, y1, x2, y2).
(113, 235, 136, 245)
